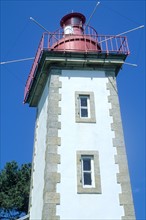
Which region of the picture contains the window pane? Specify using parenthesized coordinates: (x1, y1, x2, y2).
(84, 172, 92, 185)
(80, 97, 87, 107)
(81, 109, 88, 117)
(83, 158, 91, 171)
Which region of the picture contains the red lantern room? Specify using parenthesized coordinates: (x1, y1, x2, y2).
(51, 12, 101, 52)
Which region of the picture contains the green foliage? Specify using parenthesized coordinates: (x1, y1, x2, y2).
(0, 161, 31, 220)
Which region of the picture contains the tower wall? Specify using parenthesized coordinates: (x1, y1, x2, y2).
(57, 69, 124, 219)
(29, 77, 49, 219)
(29, 67, 135, 220)
(106, 72, 135, 220)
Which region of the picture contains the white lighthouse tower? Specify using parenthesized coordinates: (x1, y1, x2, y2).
(24, 12, 136, 220)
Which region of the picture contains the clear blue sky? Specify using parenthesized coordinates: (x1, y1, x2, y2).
(0, 1, 145, 219)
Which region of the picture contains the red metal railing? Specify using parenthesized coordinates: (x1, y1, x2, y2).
(24, 26, 130, 103)
(24, 35, 44, 102)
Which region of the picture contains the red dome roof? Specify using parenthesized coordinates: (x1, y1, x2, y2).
(60, 12, 86, 27)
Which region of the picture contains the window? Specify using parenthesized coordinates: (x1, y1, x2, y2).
(75, 92, 96, 123)
(79, 95, 90, 118)
(64, 25, 73, 34)
(77, 151, 102, 194)
(81, 156, 94, 187)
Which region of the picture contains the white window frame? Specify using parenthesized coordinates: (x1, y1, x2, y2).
(75, 92, 96, 123)
(77, 151, 102, 194)
(79, 95, 90, 118)
(81, 156, 95, 188)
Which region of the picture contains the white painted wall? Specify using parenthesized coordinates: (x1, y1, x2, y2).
(57, 70, 124, 220)
(29, 78, 49, 220)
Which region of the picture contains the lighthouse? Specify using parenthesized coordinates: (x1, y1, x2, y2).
(24, 12, 136, 220)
